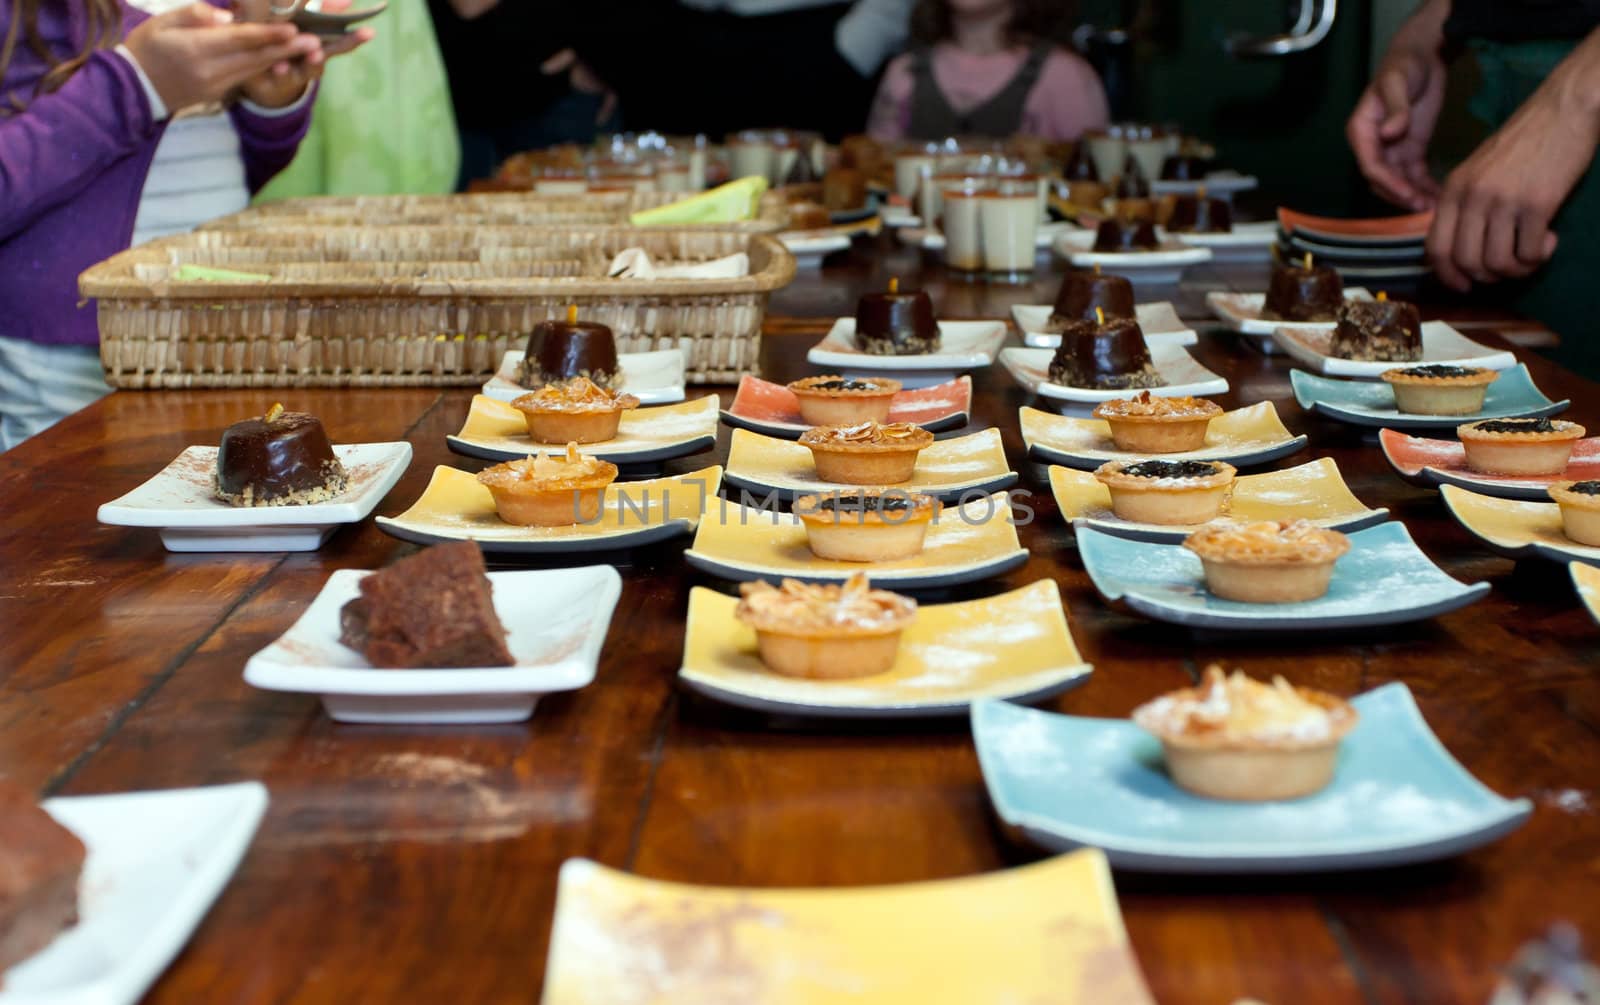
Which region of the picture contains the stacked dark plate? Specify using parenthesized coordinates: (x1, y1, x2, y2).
(1274, 207, 1430, 287)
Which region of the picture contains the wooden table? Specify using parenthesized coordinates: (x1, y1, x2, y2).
(3, 236, 1597, 1004)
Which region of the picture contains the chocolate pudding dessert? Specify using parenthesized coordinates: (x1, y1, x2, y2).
(519, 306, 620, 389)
(214, 404, 348, 507)
(1047, 268, 1135, 330)
(1048, 315, 1165, 389)
(1166, 192, 1232, 233)
(1261, 258, 1344, 322)
(1329, 296, 1423, 362)
(854, 278, 940, 355)
(1093, 217, 1159, 252)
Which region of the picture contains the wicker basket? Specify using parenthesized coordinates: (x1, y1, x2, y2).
(203, 189, 789, 234)
(79, 227, 796, 388)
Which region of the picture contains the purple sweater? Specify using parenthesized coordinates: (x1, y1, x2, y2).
(0, 1, 314, 347)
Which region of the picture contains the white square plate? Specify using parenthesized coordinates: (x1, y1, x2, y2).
(484, 349, 686, 405)
(1012, 302, 1196, 349)
(780, 232, 852, 267)
(1207, 288, 1375, 335)
(1053, 231, 1212, 285)
(1149, 171, 1259, 197)
(1161, 220, 1276, 262)
(96, 442, 412, 552)
(0, 783, 268, 1005)
(806, 319, 1009, 386)
(998, 344, 1229, 408)
(1272, 320, 1518, 378)
(244, 565, 621, 723)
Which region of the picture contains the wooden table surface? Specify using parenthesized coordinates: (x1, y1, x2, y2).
(3, 234, 1597, 1004)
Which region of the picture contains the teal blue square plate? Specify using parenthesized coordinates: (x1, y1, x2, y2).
(1290, 365, 1568, 430)
(1078, 522, 1489, 630)
(971, 685, 1531, 873)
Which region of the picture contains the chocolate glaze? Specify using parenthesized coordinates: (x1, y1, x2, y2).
(1093, 218, 1158, 252)
(1330, 300, 1422, 362)
(815, 494, 917, 513)
(1048, 271, 1135, 328)
(1165, 195, 1232, 234)
(1064, 144, 1099, 182)
(855, 290, 940, 355)
(215, 410, 346, 504)
(1121, 459, 1222, 479)
(807, 379, 883, 391)
(1474, 418, 1557, 434)
(1261, 262, 1344, 322)
(1115, 154, 1149, 198)
(521, 320, 619, 388)
(1047, 317, 1165, 390)
(1565, 480, 1600, 495)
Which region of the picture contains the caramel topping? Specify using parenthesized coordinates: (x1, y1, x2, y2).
(1133, 666, 1353, 744)
(800, 421, 927, 446)
(1093, 390, 1221, 419)
(1183, 519, 1351, 565)
(476, 443, 613, 491)
(512, 377, 640, 413)
(735, 572, 917, 634)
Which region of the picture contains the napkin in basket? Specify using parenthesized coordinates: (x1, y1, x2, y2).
(607, 249, 750, 280)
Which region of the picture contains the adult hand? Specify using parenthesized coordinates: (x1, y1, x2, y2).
(541, 48, 618, 125)
(1346, 42, 1447, 211)
(123, 3, 319, 113)
(1427, 76, 1598, 290)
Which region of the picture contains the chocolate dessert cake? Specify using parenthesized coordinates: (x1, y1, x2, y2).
(1093, 218, 1159, 252)
(1261, 259, 1344, 322)
(1114, 154, 1150, 198)
(214, 404, 348, 508)
(339, 541, 514, 669)
(1160, 155, 1207, 181)
(854, 279, 940, 355)
(519, 307, 619, 389)
(1064, 144, 1099, 182)
(1165, 193, 1232, 234)
(1048, 316, 1165, 390)
(1329, 298, 1423, 362)
(0, 782, 85, 977)
(1046, 269, 1135, 330)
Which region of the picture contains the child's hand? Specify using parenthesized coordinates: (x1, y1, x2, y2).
(124, 3, 321, 113)
(238, 23, 374, 109)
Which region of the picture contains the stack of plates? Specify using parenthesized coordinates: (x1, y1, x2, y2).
(1275, 208, 1431, 284)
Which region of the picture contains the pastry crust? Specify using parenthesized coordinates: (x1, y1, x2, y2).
(793, 490, 941, 561)
(476, 444, 618, 526)
(1457, 418, 1585, 476)
(1549, 480, 1600, 546)
(1093, 459, 1236, 525)
(734, 573, 917, 679)
(1092, 391, 1222, 453)
(1184, 519, 1350, 603)
(511, 378, 640, 444)
(1381, 365, 1498, 416)
(800, 421, 935, 485)
(786, 375, 902, 426)
(1132, 666, 1359, 801)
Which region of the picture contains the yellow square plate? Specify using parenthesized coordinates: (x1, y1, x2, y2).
(1572, 562, 1600, 624)
(541, 850, 1156, 1005)
(376, 465, 723, 555)
(724, 427, 1016, 503)
(685, 491, 1027, 590)
(1049, 457, 1388, 543)
(1021, 401, 1307, 470)
(679, 579, 1091, 717)
(447, 394, 718, 466)
(1440, 484, 1600, 567)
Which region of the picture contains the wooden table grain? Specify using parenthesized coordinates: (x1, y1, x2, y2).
(2, 235, 1596, 1004)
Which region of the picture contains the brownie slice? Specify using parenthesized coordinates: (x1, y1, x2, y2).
(339, 541, 514, 668)
(0, 783, 85, 979)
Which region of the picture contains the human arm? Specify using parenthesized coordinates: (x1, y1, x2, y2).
(865, 53, 913, 142)
(1345, 0, 1450, 210)
(1427, 24, 1600, 289)
(835, 0, 914, 77)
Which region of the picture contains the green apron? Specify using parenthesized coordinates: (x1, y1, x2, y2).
(254, 0, 460, 200)
(1468, 38, 1600, 377)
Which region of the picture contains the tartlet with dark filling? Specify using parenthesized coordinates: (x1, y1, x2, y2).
(1092, 458, 1236, 525)
(1549, 480, 1600, 546)
(793, 489, 941, 561)
(1456, 417, 1585, 476)
(1379, 364, 1498, 415)
(786, 375, 902, 426)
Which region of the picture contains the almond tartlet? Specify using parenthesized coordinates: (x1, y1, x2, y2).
(1548, 480, 1600, 546)
(1092, 458, 1236, 525)
(1091, 391, 1223, 454)
(1380, 364, 1498, 416)
(1132, 665, 1359, 801)
(475, 443, 618, 526)
(734, 573, 918, 679)
(793, 489, 942, 562)
(510, 377, 640, 444)
(799, 421, 935, 485)
(1456, 417, 1586, 476)
(1183, 519, 1351, 603)
(786, 375, 902, 426)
